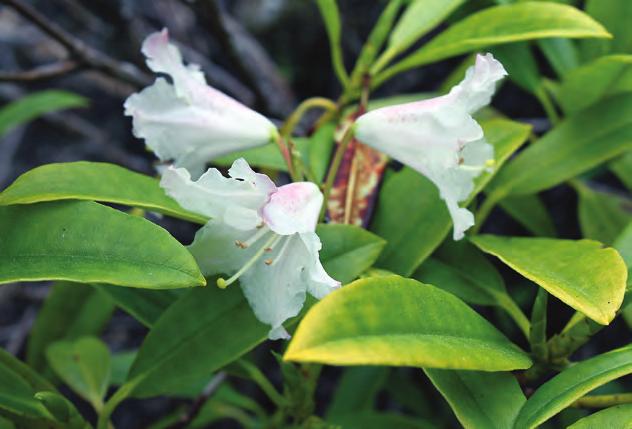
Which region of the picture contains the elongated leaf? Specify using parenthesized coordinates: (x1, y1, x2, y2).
(285, 276, 532, 370)
(33, 391, 88, 429)
(0, 162, 206, 224)
(515, 344, 632, 429)
(127, 285, 266, 397)
(470, 235, 627, 325)
(538, 38, 579, 76)
(0, 90, 87, 138)
(580, 0, 632, 60)
(558, 55, 632, 113)
(27, 282, 114, 374)
(371, 119, 530, 275)
(383, 0, 465, 60)
(611, 151, 632, 191)
(316, 0, 348, 86)
(425, 369, 525, 429)
(498, 194, 556, 237)
(0, 348, 55, 419)
(96, 287, 180, 328)
(330, 412, 433, 429)
(490, 93, 632, 196)
(0, 201, 205, 288)
(575, 181, 631, 245)
(568, 404, 632, 428)
(46, 337, 111, 408)
(326, 367, 389, 418)
(377, 2, 610, 84)
(124, 225, 380, 397)
(317, 224, 385, 284)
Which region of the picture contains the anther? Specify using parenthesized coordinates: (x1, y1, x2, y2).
(264, 259, 273, 265)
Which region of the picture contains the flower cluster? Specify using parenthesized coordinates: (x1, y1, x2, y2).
(125, 29, 506, 338)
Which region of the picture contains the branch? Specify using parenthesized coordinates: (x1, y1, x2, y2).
(0, 60, 80, 82)
(0, 0, 151, 87)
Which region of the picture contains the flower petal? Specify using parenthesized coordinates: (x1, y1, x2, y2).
(262, 182, 323, 235)
(239, 234, 337, 340)
(161, 158, 276, 230)
(355, 53, 505, 240)
(124, 29, 277, 177)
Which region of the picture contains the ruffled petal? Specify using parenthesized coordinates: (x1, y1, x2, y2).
(355, 53, 505, 240)
(161, 158, 276, 230)
(124, 29, 277, 177)
(239, 233, 338, 340)
(262, 182, 323, 235)
(299, 232, 341, 299)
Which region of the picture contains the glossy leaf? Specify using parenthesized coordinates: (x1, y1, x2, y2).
(498, 194, 556, 237)
(0, 201, 205, 288)
(96, 287, 180, 328)
(317, 224, 386, 284)
(372, 119, 530, 275)
(558, 55, 632, 113)
(425, 369, 525, 429)
(568, 404, 632, 429)
(538, 38, 579, 76)
(285, 276, 532, 370)
(0, 348, 55, 419)
(413, 241, 528, 335)
(0, 90, 87, 138)
(326, 367, 389, 418)
(575, 181, 631, 245)
(580, 0, 632, 60)
(46, 337, 111, 408)
(0, 162, 206, 224)
(515, 344, 632, 429)
(490, 94, 632, 196)
(471, 235, 627, 325)
(377, 2, 610, 84)
(27, 282, 114, 374)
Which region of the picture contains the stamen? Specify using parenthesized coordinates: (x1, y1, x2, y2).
(217, 234, 281, 289)
(243, 225, 271, 248)
(264, 259, 273, 265)
(268, 236, 292, 267)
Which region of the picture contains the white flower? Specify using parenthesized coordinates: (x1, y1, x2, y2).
(124, 29, 278, 178)
(161, 159, 340, 340)
(355, 53, 507, 240)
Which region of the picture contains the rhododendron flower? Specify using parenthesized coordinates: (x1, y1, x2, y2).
(124, 29, 277, 177)
(161, 158, 340, 340)
(355, 53, 507, 240)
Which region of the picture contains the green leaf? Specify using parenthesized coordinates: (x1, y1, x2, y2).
(0, 200, 205, 288)
(110, 351, 137, 386)
(0, 348, 55, 419)
(122, 222, 382, 398)
(558, 55, 632, 114)
(425, 369, 525, 429)
(326, 367, 389, 418)
(377, 2, 610, 84)
(530, 289, 549, 362)
(538, 38, 580, 76)
(315, 0, 348, 87)
(492, 43, 541, 93)
(0, 90, 87, 138)
(514, 344, 632, 429)
(285, 276, 532, 370)
(34, 391, 89, 429)
(413, 240, 529, 336)
(610, 151, 632, 191)
(498, 194, 557, 237)
(46, 337, 111, 408)
(376, 0, 465, 71)
(580, 0, 632, 61)
(308, 122, 337, 183)
(575, 181, 631, 245)
(490, 93, 632, 196)
(568, 404, 632, 429)
(27, 282, 114, 374)
(0, 162, 206, 224)
(126, 285, 267, 398)
(470, 235, 627, 325)
(317, 224, 385, 284)
(96, 287, 180, 328)
(371, 119, 530, 276)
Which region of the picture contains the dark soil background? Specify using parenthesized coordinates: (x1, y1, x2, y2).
(0, 1, 626, 428)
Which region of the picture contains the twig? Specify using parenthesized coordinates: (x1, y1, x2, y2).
(0, 60, 80, 82)
(166, 372, 227, 429)
(0, 0, 150, 87)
